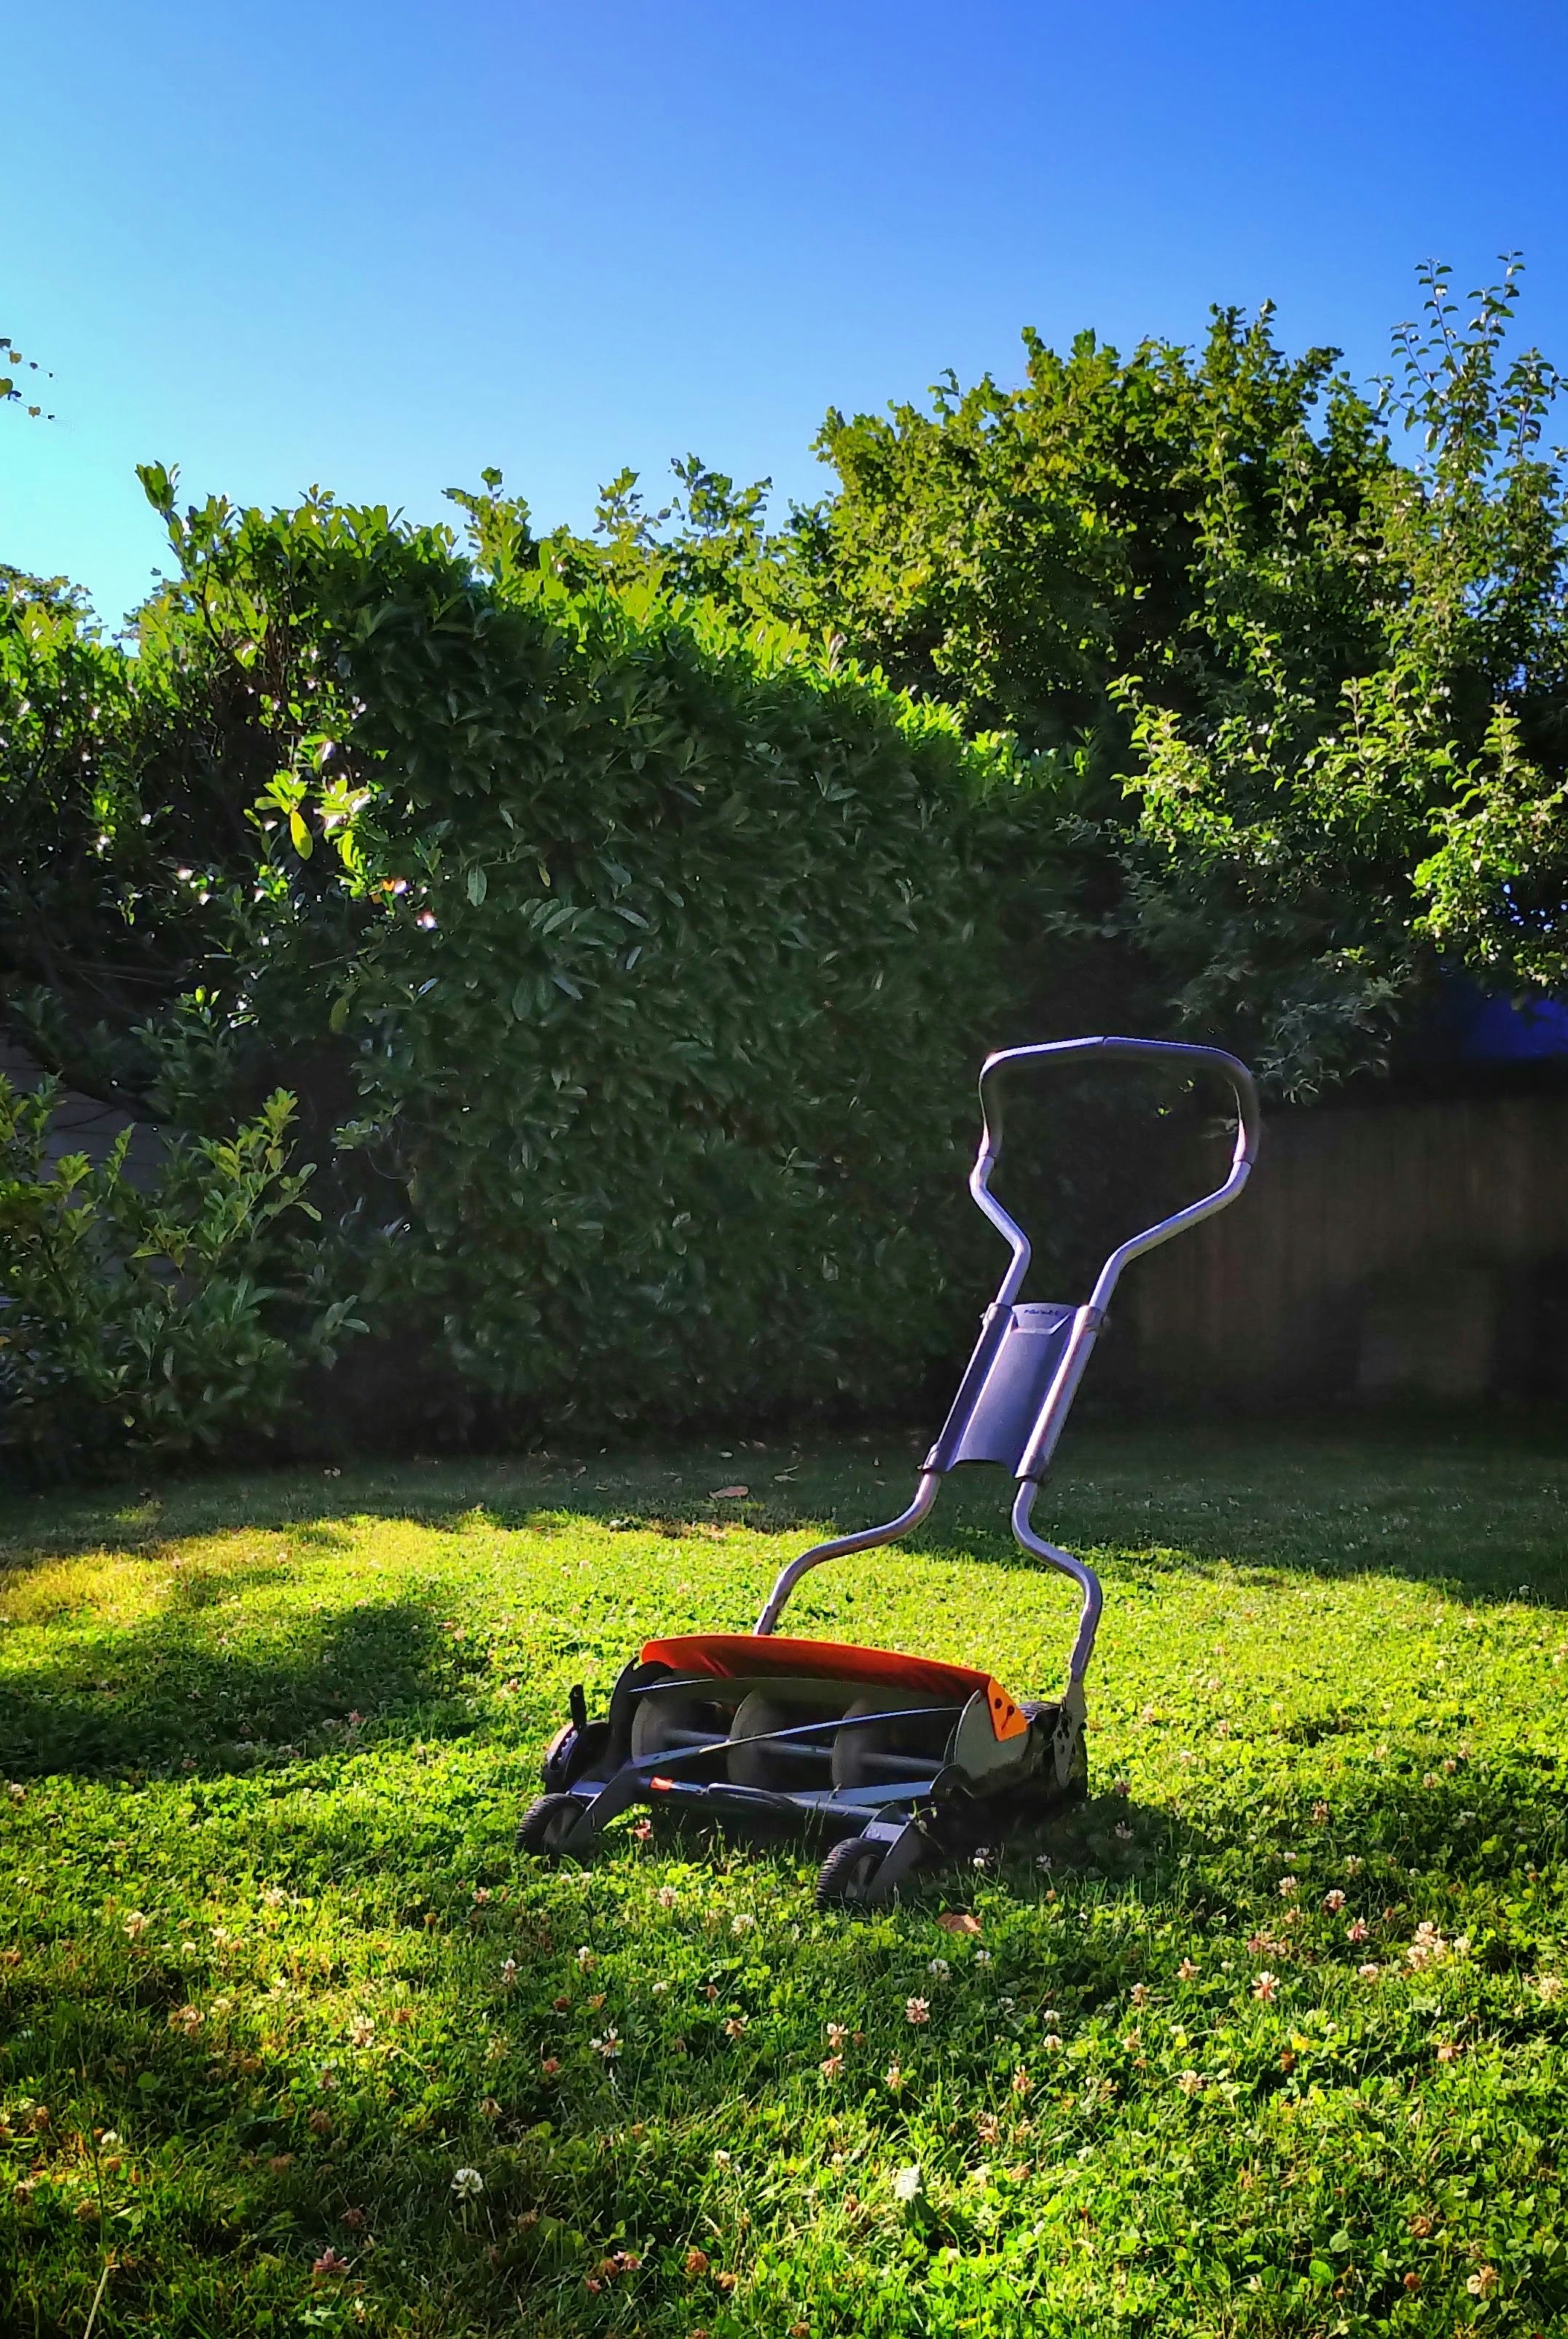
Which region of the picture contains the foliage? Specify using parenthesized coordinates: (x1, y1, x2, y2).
(565, 263, 1568, 1094)
(788, 311, 1395, 780)
(1, 1425, 1566, 2335)
(6, 259, 1565, 1451)
(0, 1080, 361, 1478)
(0, 328, 52, 420)
(8, 475, 1105, 1436)
(1119, 260, 1568, 1089)
(0, 573, 237, 1106)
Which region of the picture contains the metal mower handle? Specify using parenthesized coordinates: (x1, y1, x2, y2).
(753, 1035, 1261, 1651)
(973, 1036, 1261, 1313)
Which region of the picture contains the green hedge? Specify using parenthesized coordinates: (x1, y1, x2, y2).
(8, 492, 1113, 1458)
(307, 562, 1027, 1428)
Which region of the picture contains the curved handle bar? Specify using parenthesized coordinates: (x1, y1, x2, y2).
(973, 1036, 1261, 1313)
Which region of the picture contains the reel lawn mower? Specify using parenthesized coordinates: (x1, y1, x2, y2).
(518, 1036, 1260, 1908)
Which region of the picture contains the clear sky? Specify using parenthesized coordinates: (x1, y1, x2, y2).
(7, 0, 1567, 625)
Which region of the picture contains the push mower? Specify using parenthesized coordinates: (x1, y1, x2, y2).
(518, 1036, 1260, 1908)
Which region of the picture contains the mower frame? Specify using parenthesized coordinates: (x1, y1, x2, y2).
(518, 1037, 1261, 1906)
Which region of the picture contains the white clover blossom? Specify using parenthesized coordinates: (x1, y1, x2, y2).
(892, 2163, 923, 2203)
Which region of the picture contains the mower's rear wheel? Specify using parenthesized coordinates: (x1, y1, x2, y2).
(815, 1833, 887, 1912)
(516, 1793, 589, 1858)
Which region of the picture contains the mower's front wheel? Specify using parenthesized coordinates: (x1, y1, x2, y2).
(516, 1793, 590, 1859)
(815, 1833, 887, 1913)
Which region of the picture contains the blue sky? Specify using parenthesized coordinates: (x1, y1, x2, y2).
(7, 0, 1567, 624)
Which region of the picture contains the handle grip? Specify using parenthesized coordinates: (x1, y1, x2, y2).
(972, 1035, 1261, 1311)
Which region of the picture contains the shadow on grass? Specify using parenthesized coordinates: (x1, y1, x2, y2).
(0, 1595, 487, 1781)
(2, 1416, 1567, 1612)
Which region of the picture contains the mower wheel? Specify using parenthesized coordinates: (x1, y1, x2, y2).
(815, 1833, 887, 1912)
(516, 1793, 589, 1858)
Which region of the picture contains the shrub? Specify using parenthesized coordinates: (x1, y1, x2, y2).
(0, 1081, 361, 1478)
(0, 481, 1190, 1451)
(139, 498, 1057, 1432)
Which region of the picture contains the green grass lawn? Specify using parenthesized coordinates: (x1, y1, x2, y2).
(2, 1422, 1566, 2338)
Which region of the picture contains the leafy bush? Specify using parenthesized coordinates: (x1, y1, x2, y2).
(8, 486, 1129, 1441)
(0, 1081, 361, 1478)
(26, 260, 1558, 1445)
(151, 498, 1078, 1432)
(545, 264, 1568, 1097)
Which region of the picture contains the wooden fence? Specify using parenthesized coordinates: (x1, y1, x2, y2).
(1124, 1091, 1568, 1406)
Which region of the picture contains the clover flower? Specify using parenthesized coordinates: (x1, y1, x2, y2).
(905, 1997, 930, 2025)
(1252, 1972, 1278, 2002)
(927, 1957, 949, 1978)
(1177, 1958, 1200, 1980)
(1346, 1918, 1368, 1943)
(892, 2164, 922, 2203)
(820, 2053, 844, 2079)
(1406, 1921, 1449, 1970)
(1322, 1889, 1346, 1913)
(451, 2168, 484, 2198)
(348, 2014, 376, 2047)
(1357, 1962, 1381, 1980)
(657, 1887, 678, 1908)
(591, 2028, 622, 2058)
